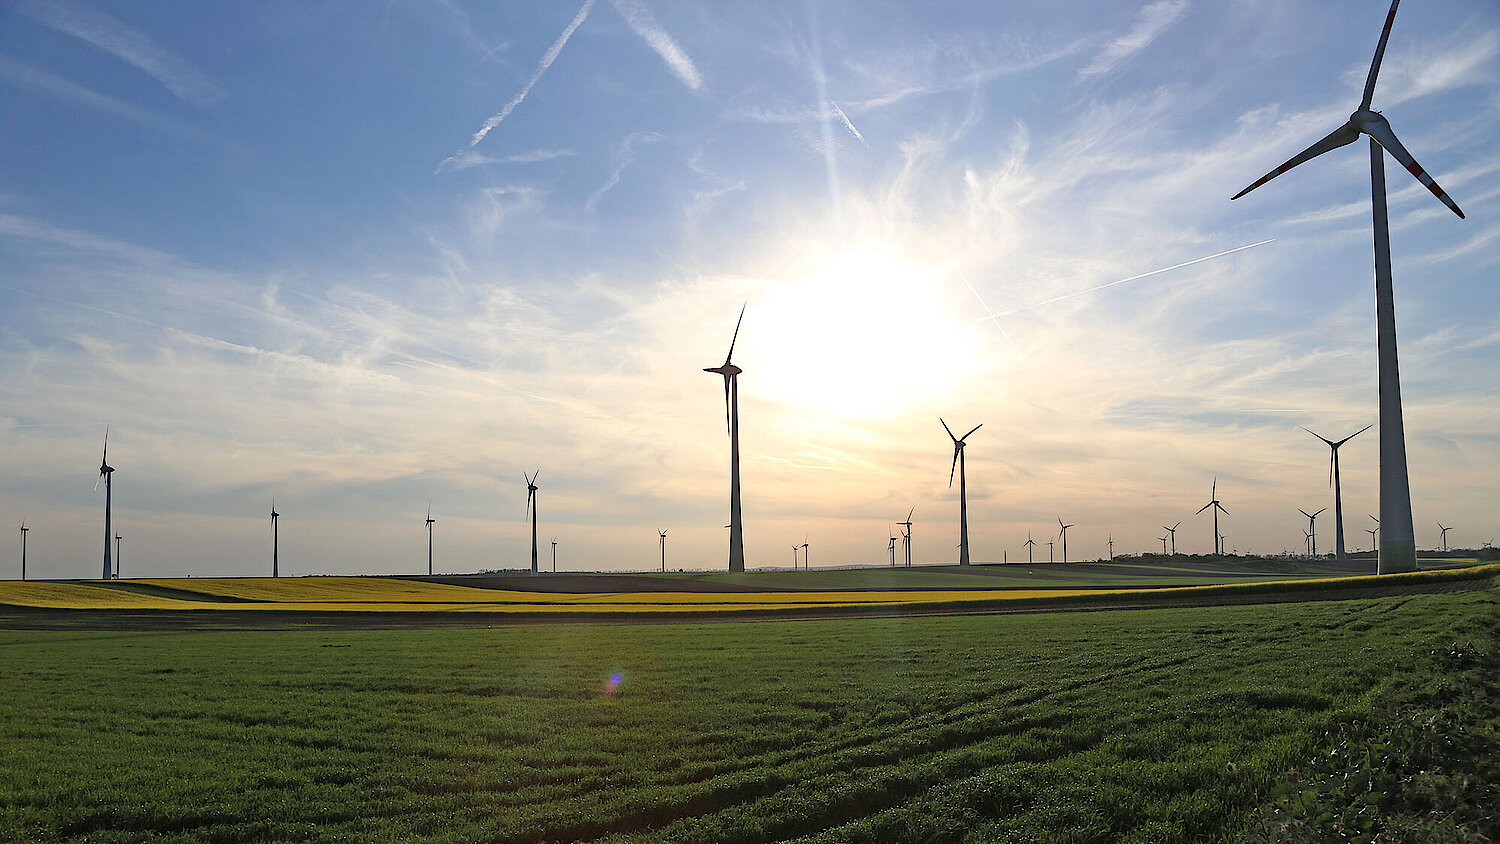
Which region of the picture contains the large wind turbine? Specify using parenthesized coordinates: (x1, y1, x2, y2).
(1022, 532, 1037, 564)
(1302, 425, 1371, 560)
(1437, 522, 1452, 552)
(898, 508, 914, 568)
(270, 499, 280, 577)
(941, 418, 982, 566)
(1232, 0, 1465, 574)
(1057, 517, 1074, 564)
(704, 305, 747, 572)
(1197, 479, 1228, 555)
(18, 520, 28, 581)
(94, 428, 113, 581)
(1163, 522, 1180, 555)
(524, 471, 540, 575)
(1300, 507, 1327, 558)
(425, 503, 435, 576)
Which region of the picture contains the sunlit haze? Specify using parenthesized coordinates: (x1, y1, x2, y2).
(2, 0, 1497, 576)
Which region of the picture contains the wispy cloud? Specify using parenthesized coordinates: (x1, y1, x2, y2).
(435, 148, 577, 173)
(1079, 0, 1188, 78)
(586, 132, 663, 211)
(0, 56, 219, 144)
(13, 0, 224, 105)
(437, 0, 595, 172)
(607, 0, 703, 92)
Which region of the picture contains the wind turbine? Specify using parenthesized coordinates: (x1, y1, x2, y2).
(791, 544, 799, 569)
(551, 537, 557, 572)
(1046, 539, 1055, 563)
(1299, 508, 1327, 558)
(1057, 517, 1074, 564)
(19, 520, 28, 581)
(1022, 532, 1037, 564)
(114, 533, 122, 579)
(1437, 522, 1452, 552)
(887, 528, 898, 568)
(1304, 529, 1314, 557)
(801, 538, 809, 569)
(523, 471, 539, 575)
(1365, 526, 1379, 551)
(941, 418, 982, 566)
(93, 427, 113, 581)
(898, 508, 914, 568)
(1159, 535, 1169, 555)
(658, 529, 668, 572)
(1232, 0, 1465, 574)
(1197, 478, 1228, 555)
(704, 304, 748, 572)
(1302, 425, 1371, 560)
(1163, 522, 1180, 555)
(1107, 534, 1114, 561)
(425, 502, 435, 576)
(270, 499, 280, 577)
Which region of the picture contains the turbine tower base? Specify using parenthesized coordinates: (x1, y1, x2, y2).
(1378, 540, 1417, 574)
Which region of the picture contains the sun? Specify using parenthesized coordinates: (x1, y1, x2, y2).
(751, 243, 984, 421)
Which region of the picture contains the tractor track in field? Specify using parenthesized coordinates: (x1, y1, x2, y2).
(0, 573, 1489, 632)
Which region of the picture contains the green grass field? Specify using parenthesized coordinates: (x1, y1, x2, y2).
(0, 580, 1494, 842)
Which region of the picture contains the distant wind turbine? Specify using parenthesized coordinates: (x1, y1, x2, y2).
(1023, 532, 1037, 564)
(524, 471, 540, 575)
(1302, 425, 1370, 560)
(19, 520, 28, 581)
(1196, 478, 1229, 555)
(791, 544, 799, 569)
(551, 537, 557, 573)
(1057, 517, 1075, 564)
(1437, 522, 1452, 552)
(801, 538, 809, 569)
(941, 418, 982, 566)
(659, 529, 668, 572)
(704, 304, 748, 572)
(1107, 534, 1114, 561)
(1365, 526, 1379, 551)
(898, 508, 914, 568)
(1304, 529, 1314, 557)
(1046, 539, 1055, 563)
(94, 427, 113, 581)
(1163, 522, 1180, 555)
(425, 502, 435, 576)
(114, 533, 122, 579)
(1159, 535, 1168, 555)
(270, 499, 280, 577)
(887, 528, 898, 568)
(1299, 508, 1327, 558)
(1232, 0, 1465, 574)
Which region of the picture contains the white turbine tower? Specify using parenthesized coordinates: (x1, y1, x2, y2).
(1232, 0, 1465, 574)
(704, 305, 747, 572)
(1302, 425, 1371, 560)
(93, 427, 113, 581)
(941, 419, 982, 566)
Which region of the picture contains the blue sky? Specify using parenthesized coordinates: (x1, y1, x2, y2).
(1, 0, 1497, 577)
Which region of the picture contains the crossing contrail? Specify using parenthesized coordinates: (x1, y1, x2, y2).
(981, 238, 1276, 319)
(953, 266, 1021, 356)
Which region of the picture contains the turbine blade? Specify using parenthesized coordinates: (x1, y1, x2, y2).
(724, 302, 746, 365)
(1361, 0, 1401, 111)
(1218, 504, 1230, 515)
(93, 473, 101, 493)
(906, 506, 914, 521)
(1299, 508, 1311, 519)
(1329, 452, 1336, 488)
(101, 425, 109, 464)
(963, 424, 983, 440)
(1196, 502, 1212, 514)
(1300, 426, 1334, 446)
(940, 417, 957, 442)
(1339, 423, 1373, 446)
(1232, 122, 1360, 200)
(949, 448, 959, 488)
(1364, 119, 1465, 218)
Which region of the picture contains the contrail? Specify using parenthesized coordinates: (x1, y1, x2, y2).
(953, 267, 1022, 356)
(982, 238, 1276, 319)
(829, 100, 866, 146)
(438, 0, 594, 171)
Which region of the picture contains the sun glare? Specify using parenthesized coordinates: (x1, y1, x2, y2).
(753, 245, 982, 420)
